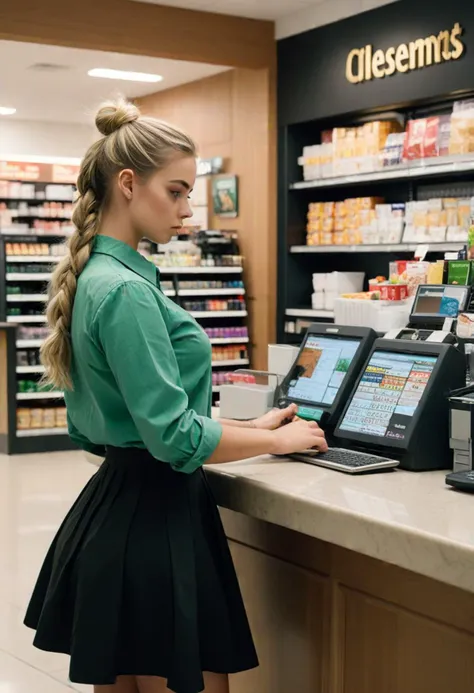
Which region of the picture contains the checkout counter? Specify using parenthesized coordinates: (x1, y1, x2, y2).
(209, 302, 474, 693)
(86, 299, 474, 693)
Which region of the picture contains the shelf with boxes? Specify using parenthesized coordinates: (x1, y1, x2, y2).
(143, 230, 251, 395)
(0, 180, 76, 237)
(0, 233, 73, 453)
(0, 324, 71, 455)
(278, 97, 474, 344)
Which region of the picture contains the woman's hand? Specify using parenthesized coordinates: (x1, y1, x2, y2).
(253, 404, 299, 431)
(271, 419, 328, 456)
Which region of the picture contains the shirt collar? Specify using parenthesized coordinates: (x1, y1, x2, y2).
(92, 235, 160, 287)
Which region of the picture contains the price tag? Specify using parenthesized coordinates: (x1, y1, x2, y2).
(414, 244, 429, 261)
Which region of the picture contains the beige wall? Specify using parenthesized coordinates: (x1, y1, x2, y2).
(0, 0, 274, 69)
(138, 69, 277, 369)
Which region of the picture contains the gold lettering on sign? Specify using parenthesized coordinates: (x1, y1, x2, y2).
(346, 22, 465, 83)
(345, 48, 364, 83)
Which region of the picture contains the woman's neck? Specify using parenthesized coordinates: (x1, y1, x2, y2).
(98, 207, 140, 250)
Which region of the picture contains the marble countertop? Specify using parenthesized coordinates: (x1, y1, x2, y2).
(205, 457, 474, 594)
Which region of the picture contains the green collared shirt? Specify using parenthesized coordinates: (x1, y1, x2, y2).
(65, 234, 223, 473)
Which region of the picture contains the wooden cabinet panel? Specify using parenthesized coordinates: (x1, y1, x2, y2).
(228, 539, 329, 693)
(343, 587, 474, 693)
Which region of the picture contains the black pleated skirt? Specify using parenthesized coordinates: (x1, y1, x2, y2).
(24, 447, 258, 692)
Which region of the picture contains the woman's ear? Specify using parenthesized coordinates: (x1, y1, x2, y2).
(117, 169, 134, 200)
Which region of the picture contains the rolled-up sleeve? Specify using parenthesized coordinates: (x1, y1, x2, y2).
(92, 281, 222, 473)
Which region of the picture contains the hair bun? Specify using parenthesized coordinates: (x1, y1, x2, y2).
(95, 99, 140, 136)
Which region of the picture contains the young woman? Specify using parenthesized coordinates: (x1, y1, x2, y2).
(24, 99, 327, 693)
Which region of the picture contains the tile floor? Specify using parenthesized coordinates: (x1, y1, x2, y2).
(0, 450, 96, 692)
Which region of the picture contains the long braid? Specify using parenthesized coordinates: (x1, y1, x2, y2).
(40, 97, 196, 391)
(41, 150, 102, 390)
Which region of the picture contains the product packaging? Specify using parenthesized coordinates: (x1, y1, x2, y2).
(447, 260, 472, 285)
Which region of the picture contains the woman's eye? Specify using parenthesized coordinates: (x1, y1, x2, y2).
(171, 191, 181, 199)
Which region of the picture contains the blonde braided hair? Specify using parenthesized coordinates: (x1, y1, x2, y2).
(41, 98, 196, 390)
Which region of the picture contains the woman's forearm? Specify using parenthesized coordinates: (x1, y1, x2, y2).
(217, 418, 255, 429)
(206, 424, 274, 465)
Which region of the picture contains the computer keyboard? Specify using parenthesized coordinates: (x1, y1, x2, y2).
(291, 447, 400, 474)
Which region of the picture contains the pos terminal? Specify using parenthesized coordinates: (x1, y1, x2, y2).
(384, 284, 470, 343)
(277, 325, 377, 431)
(291, 339, 465, 473)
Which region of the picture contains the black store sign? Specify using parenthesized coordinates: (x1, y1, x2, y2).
(277, 0, 474, 126)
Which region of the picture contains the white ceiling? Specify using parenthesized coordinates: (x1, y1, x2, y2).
(0, 41, 229, 125)
(130, 0, 399, 36)
(130, 0, 319, 20)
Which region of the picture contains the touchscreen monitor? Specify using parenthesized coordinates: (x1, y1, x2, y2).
(338, 350, 438, 441)
(411, 285, 468, 319)
(286, 335, 361, 407)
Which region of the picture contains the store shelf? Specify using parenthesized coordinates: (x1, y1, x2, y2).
(163, 290, 176, 297)
(209, 337, 249, 345)
(6, 273, 51, 281)
(6, 255, 63, 263)
(16, 339, 45, 348)
(16, 365, 46, 374)
(179, 288, 245, 296)
(0, 197, 75, 203)
(189, 310, 247, 318)
(17, 392, 63, 401)
(290, 155, 474, 190)
(7, 315, 46, 323)
(212, 359, 249, 367)
(16, 428, 69, 438)
(1, 229, 72, 238)
(290, 243, 464, 254)
(7, 294, 47, 302)
(158, 266, 243, 274)
(286, 308, 335, 319)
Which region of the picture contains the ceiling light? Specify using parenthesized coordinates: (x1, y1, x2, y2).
(88, 68, 163, 83)
(0, 106, 17, 116)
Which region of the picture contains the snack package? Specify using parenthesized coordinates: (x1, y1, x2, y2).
(404, 119, 427, 160)
(424, 117, 440, 158)
(437, 115, 452, 157)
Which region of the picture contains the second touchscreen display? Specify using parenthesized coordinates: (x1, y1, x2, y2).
(338, 351, 438, 440)
(287, 336, 361, 406)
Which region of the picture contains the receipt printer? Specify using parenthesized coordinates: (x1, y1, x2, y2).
(449, 393, 474, 472)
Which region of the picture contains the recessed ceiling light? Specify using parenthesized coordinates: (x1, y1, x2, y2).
(0, 106, 17, 116)
(88, 68, 163, 83)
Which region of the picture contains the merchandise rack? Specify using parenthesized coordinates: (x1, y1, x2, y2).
(278, 97, 474, 344)
(0, 225, 73, 454)
(0, 233, 250, 452)
(154, 262, 250, 396)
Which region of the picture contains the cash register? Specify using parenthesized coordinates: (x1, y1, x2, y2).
(276, 324, 377, 431)
(291, 339, 465, 473)
(384, 284, 470, 343)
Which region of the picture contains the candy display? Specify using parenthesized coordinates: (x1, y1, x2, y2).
(16, 407, 67, 431)
(306, 196, 472, 247)
(5, 242, 66, 256)
(204, 327, 248, 340)
(212, 345, 248, 362)
(298, 99, 474, 184)
(182, 298, 246, 312)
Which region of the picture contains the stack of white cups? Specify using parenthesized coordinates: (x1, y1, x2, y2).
(312, 272, 365, 311)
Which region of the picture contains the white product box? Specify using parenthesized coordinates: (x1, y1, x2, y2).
(312, 291, 325, 309)
(268, 344, 300, 378)
(324, 292, 338, 310)
(334, 298, 411, 332)
(312, 273, 327, 292)
(326, 271, 365, 294)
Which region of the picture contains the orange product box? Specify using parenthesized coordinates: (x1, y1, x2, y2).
(333, 233, 346, 245)
(320, 232, 334, 245)
(379, 283, 409, 301)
